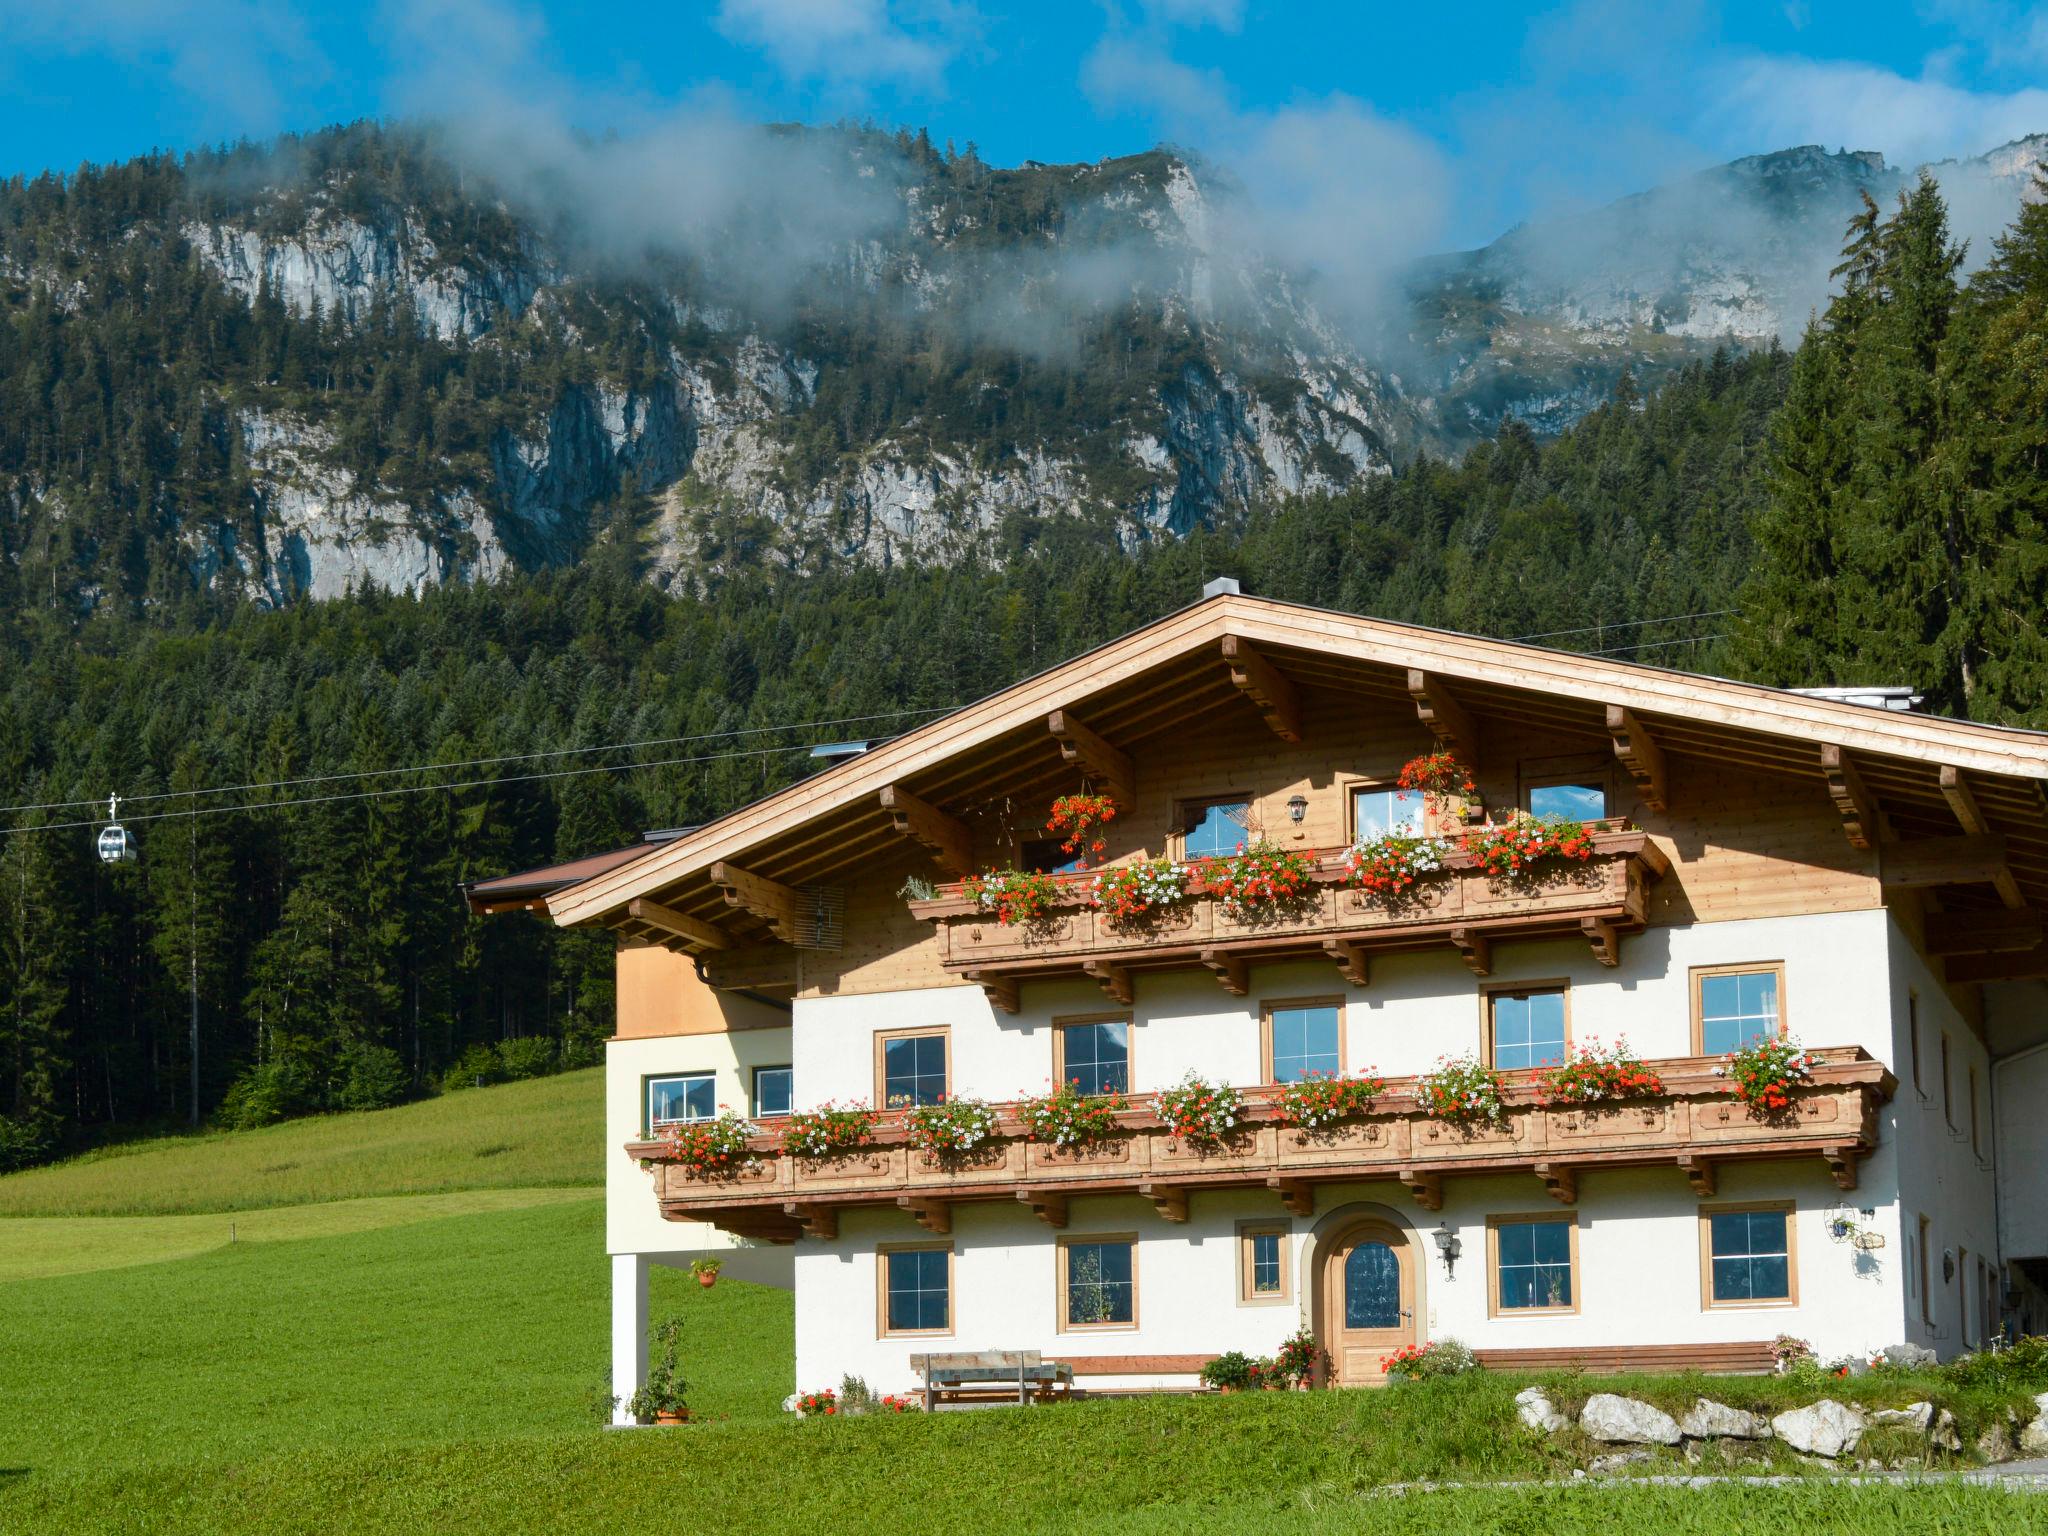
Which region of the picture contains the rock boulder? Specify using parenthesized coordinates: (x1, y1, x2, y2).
(1580, 1393, 1683, 1445)
(1771, 1399, 1865, 1458)
(1678, 1398, 1770, 1440)
(1515, 1386, 1568, 1434)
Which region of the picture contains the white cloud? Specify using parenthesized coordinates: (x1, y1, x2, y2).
(1713, 53, 2048, 167)
(713, 0, 966, 88)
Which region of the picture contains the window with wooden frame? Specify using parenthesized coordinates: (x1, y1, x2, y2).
(1917, 1214, 1934, 1326)
(1053, 1013, 1131, 1097)
(1907, 991, 1925, 1100)
(1691, 963, 1784, 1056)
(1521, 755, 1610, 822)
(1700, 1201, 1797, 1309)
(644, 1072, 715, 1133)
(1487, 1213, 1579, 1316)
(1483, 983, 1569, 1071)
(877, 1243, 953, 1337)
(1349, 782, 1426, 842)
(1237, 1221, 1292, 1305)
(1057, 1234, 1137, 1331)
(876, 1027, 950, 1110)
(1262, 997, 1344, 1084)
(1177, 796, 1252, 860)
(752, 1065, 793, 1119)
(1941, 1033, 1954, 1128)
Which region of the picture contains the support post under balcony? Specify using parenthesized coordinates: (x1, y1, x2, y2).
(1449, 927, 1492, 976)
(1677, 1155, 1716, 1197)
(1018, 1190, 1068, 1228)
(1823, 1144, 1861, 1191)
(1141, 1182, 1190, 1222)
(1581, 916, 1620, 967)
(965, 969, 1020, 1015)
(1083, 960, 1133, 1006)
(1269, 1177, 1315, 1217)
(785, 1202, 838, 1240)
(1200, 949, 1249, 996)
(1400, 1168, 1444, 1211)
(1322, 939, 1369, 987)
(1534, 1162, 1577, 1204)
(898, 1196, 951, 1234)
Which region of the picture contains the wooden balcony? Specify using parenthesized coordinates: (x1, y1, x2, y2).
(628, 1048, 1893, 1244)
(905, 828, 1669, 1013)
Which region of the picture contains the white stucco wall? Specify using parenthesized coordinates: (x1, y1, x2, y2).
(1991, 980, 2048, 1265)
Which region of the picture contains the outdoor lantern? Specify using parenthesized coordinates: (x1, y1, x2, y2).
(1432, 1221, 1462, 1277)
(1286, 794, 1308, 822)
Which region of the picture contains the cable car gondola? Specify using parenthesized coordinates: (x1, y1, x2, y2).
(96, 794, 137, 865)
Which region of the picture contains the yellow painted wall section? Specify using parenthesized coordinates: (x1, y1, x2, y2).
(614, 942, 790, 1039)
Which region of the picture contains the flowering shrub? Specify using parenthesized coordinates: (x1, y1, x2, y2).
(1200, 841, 1319, 921)
(962, 867, 1065, 925)
(1047, 793, 1119, 868)
(1016, 1079, 1127, 1146)
(1273, 1328, 1324, 1386)
(792, 1387, 838, 1417)
(659, 1109, 759, 1176)
(1463, 815, 1596, 878)
(1276, 1069, 1386, 1128)
(1381, 1338, 1479, 1380)
(903, 1096, 1001, 1156)
(1153, 1071, 1244, 1145)
(1091, 858, 1190, 923)
(1416, 1055, 1507, 1127)
(1200, 1351, 1257, 1391)
(1718, 1035, 1817, 1113)
(1398, 751, 1477, 801)
(1245, 1356, 1284, 1390)
(1343, 832, 1451, 896)
(1770, 1334, 1816, 1372)
(779, 1100, 879, 1157)
(876, 1393, 919, 1412)
(1536, 1038, 1665, 1105)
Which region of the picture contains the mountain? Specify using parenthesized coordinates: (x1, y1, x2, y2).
(0, 122, 2041, 612)
(1402, 136, 2048, 439)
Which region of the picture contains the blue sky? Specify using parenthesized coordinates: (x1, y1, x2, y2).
(3, 1, 2046, 246)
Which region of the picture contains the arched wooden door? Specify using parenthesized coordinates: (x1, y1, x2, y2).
(1322, 1220, 1417, 1385)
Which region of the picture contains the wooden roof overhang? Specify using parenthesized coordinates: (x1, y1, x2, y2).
(545, 595, 2048, 986)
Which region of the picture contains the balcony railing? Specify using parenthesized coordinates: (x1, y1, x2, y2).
(627, 1048, 1893, 1244)
(904, 827, 1668, 1013)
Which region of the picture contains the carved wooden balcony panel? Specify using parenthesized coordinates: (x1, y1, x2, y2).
(626, 1049, 1893, 1243)
(905, 830, 1669, 1011)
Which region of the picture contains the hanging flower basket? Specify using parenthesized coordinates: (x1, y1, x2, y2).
(1398, 751, 1477, 801)
(1200, 841, 1319, 922)
(1343, 833, 1452, 896)
(1046, 793, 1119, 868)
(1462, 815, 1596, 878)
(962, 867, 1065, 925)
(1091, 859, 1191, 923)
(1536, 1038, 1665, 1105)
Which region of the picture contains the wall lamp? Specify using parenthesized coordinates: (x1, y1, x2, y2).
(1286, 794, 1308, 823)
(1432, 1221, 1463, 1278)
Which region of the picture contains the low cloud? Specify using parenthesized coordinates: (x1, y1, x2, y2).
(713, 0, 969, 89)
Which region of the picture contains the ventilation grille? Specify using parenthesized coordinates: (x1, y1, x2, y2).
(794, 885, 845, 950)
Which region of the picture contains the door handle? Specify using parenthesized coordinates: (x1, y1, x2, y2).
(1400, 1309, 1413, 1320)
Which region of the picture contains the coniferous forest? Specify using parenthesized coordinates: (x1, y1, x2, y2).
(2, 162, 2046, 1167)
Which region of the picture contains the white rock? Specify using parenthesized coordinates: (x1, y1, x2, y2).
(1869, 1401, 1934, 1432)
(1879, 1343, 1938, 1369)
(1587, 1448, 1658, 1475)
(1978, 1419, 2017, 1463)
(1678, 1398, 1770, 1440)
(1579, 1393, 1683, 1445)
(2019, 1392, 2048, 1456)
(1515, 1385, 1568, 1434)
(1932, 1408, 1963, 1453)
(1771, 1399, 1865, 1458)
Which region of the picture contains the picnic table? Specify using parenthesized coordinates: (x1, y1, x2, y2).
(909, 1350, 1076, 1409)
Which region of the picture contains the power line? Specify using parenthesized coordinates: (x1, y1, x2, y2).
(1511, 611, 1737, 644)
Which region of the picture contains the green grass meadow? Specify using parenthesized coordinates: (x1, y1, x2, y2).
(2, 1074, 2042, 1534)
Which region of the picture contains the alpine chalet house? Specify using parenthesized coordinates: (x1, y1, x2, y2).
(497, 586, 2048, 1413)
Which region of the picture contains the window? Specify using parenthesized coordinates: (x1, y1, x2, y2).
(1701, 1203, 1796, 1308)
(1917, 1214, 1933, 1326)
(1021, 837, 1086, 875)
(752, 1066, 792, 1119)
(1908, 991, 1924, 1098)
(877, 1029, 948, 1109)
(878, 1244, 952, 1336)
(1180, 798, 1250, 859)
(1529, 781, 1606, 820)
(1264, 999, 1343, 1083)
(1238, 1222, 1292, 1304)
(1941, 1034, 1954, 1128)
(1352, 785, 1425, 841)
(1693, 964, 1783, 1056)
(646, 1072, 715, 1130)
(1055, 1016, 1130, 1096)
(1487, 986, 1568, 1071)
(1058, 1235, 1136, 1330)
(1489, 1214, 1578, 1314)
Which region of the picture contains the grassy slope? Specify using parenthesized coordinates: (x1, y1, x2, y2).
(0, 1069, 602, 1215)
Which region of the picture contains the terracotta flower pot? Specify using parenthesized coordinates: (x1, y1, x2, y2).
(655, 1408, 690, 1425)
(696, 1271, 718, 1288)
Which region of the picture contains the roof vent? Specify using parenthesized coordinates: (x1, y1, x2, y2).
(1789, 686, 1925, 713)
(1202, 576, 1242, 599)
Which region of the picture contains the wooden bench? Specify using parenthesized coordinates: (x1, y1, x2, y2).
(1473, 1341, 1779, 1375)
(910, 1350, 1076, 1409)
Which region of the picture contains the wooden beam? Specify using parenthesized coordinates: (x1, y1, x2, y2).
(1606, 706, 1669, 813)
(784, 1202, 837, 1240)
(626, 898, 731, 950)
(963, 969, 1020, 1015)
(1322, 939, 1370, 988)
(1535, 1162, 1577, 1205)
(1199, 948, 1249, 996)
(1017, 1190, 1068, 1228)
(1220, 636, 1303, 743)
(1140, 1182, 1190, 1223)
(1819, 745, 1877, 850)
(878, 785, 973, 877)
(897, 1196, 951, 1235)
(1268, 1177, 1315, 1217)
(1823, 1145, 1861, 1192)
(1045, 710, 1135, 805)
(1945, 945, 2048, 984)
(1407, 669, 1479, 769)
(1925, 910, 2043, 956)
(1399, 1168, 1444, 1211)
(708, 862, 801, 943)
(1581, 916, 1620, 968)
(1083, 960, 1133, 1007)
(1938, 767, 2024, 908)
(1677, 1155, 1716, 1198)
(1449, 926, 1492, 977)
(1880, 834, 2010, 890)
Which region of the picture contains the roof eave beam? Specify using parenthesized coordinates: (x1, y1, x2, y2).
(878, 785, 973, 877)
(1407, 669, 1478, 769)
(1939, 767, 2025, 908)
(1607, 705, 1669, 813)
(708, 862, 801, 943)
(627, 898, 731, 950)
(1820, 745, 1877, 850)
(1046, 710, 1136, 805)
(1221, 636, 1303, 743)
